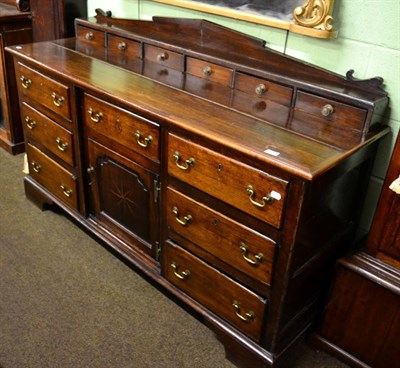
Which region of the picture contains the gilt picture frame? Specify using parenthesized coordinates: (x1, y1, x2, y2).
(152, 0, 337, 38)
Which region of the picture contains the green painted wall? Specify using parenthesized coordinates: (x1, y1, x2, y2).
(87, 0, 400, 233)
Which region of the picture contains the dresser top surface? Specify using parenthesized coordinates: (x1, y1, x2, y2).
(8, 40, 389, 180)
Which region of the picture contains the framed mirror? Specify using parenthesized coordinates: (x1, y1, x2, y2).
(152, 0, 337, 38)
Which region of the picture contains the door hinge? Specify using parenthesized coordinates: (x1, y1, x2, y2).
(155, 241, 161, 261)
(154, 178, 161, 203)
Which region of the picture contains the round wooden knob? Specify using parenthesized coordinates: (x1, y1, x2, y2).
(118, 42, 126, 51)
(203, 66, 212, 76)
(157, 53, 168, 62)
(321, 104, 334, 117)
(255, 83, 267, 96)
(85, 32, 94, 40)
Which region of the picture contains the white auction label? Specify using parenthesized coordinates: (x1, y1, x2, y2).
(264, 148, 280, 156)
(270, 191, 282, 200)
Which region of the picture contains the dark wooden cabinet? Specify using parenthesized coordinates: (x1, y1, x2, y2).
(365, 133, 400, 266)
(312, 253, 400, 368)
(0, 0, 87, 155)
(84, 90, 161, 260)
(30, 0, 87, 41)
(87, 139, 160, 259)
(312, 133, 400, 368)
(15, 59, 82, 211)
(7, 11, 390, 368)
(0, 1, 32, 154)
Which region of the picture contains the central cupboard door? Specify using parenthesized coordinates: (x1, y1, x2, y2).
(87, 138, 160, 258)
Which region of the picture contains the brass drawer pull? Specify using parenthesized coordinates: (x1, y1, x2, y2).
(87, 108, 103, 123)
(239, 242, 264, 265)
(246, 185, 273, 207)
(135, 130, 152, 148)
(321, 104, 334, 117)
(20, 75, 32, 89)
(118, 41, 127, 51)
(157, 52, 168, 62)
(55, 137, 69, 152)
(255, 83, 267, 96)
(173, 151, 195, 170)
(31, 161, 41, 173)
(171, 262, 191, 280)
(60, 184, 72, 198)
(232, 301, 254, 323)
(172, 206, 192, 226)
(51, 92, 65, 107)
(85, 32, 94, 40)
(203, 66, 212, 76)
(25, 116, 36, 130)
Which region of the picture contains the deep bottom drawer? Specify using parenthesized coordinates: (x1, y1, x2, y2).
(164, 241, 266, 341)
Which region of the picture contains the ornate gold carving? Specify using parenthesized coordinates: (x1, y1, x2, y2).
(290, 0, 338, 39)
(150, 1, 338, 39)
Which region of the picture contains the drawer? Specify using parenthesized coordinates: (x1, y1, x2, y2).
(166, 187, 276, 286)
(76, 25, 105, 47)
(164, 241, 266, 341)
(291, 91, 367, 148)
(235, 72, 293, 106)
(232, 73, 293, 126)
(15, 62, 71, 120)
(21, 103, 74, 166)
(144, 44, 184, 71)
(184, 74, 232, 106)
(231, 91, 290, 127)
(106, 35, 142, 73)
(142, 62, 184, 90)
(26, 143, 78, 210)
(83, 93, 160, 162)
(168, 134, 288, 228)
(293, 91, 367, 131)
(186, 57, 234, 87)
(107, 34, 141, 59)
